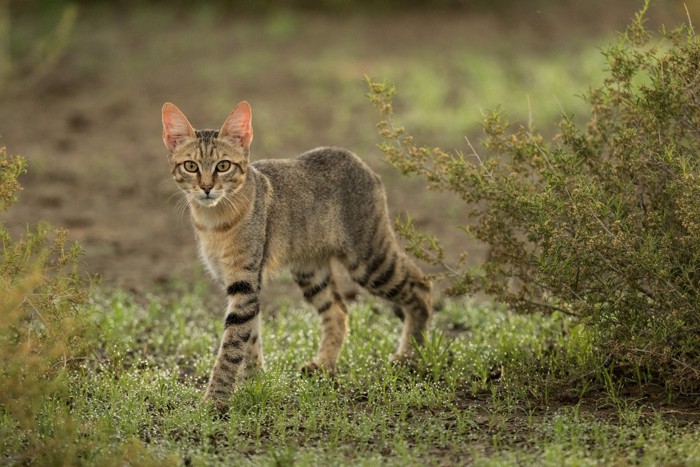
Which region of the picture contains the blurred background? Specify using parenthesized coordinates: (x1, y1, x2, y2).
(0, 0, 690, 294)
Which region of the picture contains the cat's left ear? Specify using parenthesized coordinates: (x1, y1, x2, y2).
(162, 102, 195, 152)
(219, 101, 253, 154)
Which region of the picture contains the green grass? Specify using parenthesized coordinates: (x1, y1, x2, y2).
(3, 283, 698, 465)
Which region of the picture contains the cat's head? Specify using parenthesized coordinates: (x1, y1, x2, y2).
(161, 101, 253, 208)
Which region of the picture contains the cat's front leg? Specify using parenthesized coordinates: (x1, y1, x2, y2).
(204, 277, 261, 408)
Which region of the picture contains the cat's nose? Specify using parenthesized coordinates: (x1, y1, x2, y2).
(201, 185, 213, 195)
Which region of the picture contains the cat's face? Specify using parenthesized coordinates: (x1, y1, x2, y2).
(162, 102, 253, 208)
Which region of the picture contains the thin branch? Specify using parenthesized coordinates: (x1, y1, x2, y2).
(413, 243, 461, 276)
(685, 3, 695, 35)
(517, 296, 579, 317)
(464, 136, 493, 178)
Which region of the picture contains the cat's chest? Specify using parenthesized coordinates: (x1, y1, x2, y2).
(196, 236, 220, 280)
(192, 220, 248, 282)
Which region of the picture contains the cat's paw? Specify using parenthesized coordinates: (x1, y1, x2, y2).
(299, 360, 337, 376)
(203, 382, 236, 414)
(203, 391, 230, 416)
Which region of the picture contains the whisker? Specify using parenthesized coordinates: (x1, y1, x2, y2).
(222, 195, 241, 218)
(237, 190, 252, 206)
(173, 192, 191, 228)
(166, 190, 184, 203)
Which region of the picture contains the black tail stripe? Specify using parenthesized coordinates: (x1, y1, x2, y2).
(303, 278, 329, 301)
(227, 281, 254, 296)
(225, 305, 259, 327)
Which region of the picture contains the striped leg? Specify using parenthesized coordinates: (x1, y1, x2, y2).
(390, 267, 432, 361)
(244, 320, 264, 377)
(350, 247, 432, 361)
(293, 265, 348, 374)
(204, 277, 261, 406)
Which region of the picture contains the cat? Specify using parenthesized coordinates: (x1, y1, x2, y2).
(161, 101, 432, 407)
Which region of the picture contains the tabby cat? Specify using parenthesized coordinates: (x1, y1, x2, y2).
(161, 101, 432, 406)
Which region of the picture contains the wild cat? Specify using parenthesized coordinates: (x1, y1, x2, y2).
(161, 101, 432, 406)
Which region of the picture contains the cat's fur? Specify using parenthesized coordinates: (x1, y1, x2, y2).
(161, 101, 432, 406)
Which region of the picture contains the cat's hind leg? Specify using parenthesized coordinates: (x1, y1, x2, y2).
(292, 263, 349, 375)
(348, 247, 432, 362)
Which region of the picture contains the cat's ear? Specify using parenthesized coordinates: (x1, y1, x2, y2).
(162, 102, 195, 151)
(219, 101, 253, 153)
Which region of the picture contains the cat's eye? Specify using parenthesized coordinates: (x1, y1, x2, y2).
(216, 160, 232, 172)
(183, 161, 198, 173)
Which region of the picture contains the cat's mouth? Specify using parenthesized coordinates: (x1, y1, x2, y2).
(193, 192, 222, 207)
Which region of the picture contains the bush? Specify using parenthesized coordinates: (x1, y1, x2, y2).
(0, 147, 167, 464)
(367, 2, 700, 393)
(0, 145, 97, 462)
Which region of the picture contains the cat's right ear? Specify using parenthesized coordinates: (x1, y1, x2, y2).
(162, 102, 195, 152)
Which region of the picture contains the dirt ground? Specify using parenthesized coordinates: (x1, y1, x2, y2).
(0, 2, 686, 295)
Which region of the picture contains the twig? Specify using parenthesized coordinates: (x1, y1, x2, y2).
(517, 297, 579, 317)
(414, 244, 461, 276)
(464, 136, 492, 178)
(685, 3, 695, 35)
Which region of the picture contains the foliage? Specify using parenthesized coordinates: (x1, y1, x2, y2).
(0, 147, 166, 465)
(0, 147, 24, 210)
(0, 147, 82, 463)
(367, 3, 700, 392)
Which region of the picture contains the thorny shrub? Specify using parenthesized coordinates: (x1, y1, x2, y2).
(367, 3, 700, 392)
